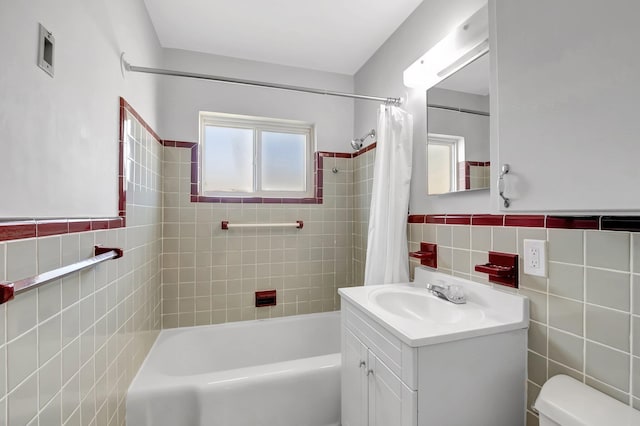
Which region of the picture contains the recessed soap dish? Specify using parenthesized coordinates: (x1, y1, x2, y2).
(474, 251, 519, 288)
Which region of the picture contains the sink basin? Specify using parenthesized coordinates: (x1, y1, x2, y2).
(369, 287, 484, 324)
(338, 268, 529, 347)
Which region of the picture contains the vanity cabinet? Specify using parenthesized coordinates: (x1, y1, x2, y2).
(339, 269, 528, 426)
(342, 302, 418, 426)
(491, 0, 640, 211)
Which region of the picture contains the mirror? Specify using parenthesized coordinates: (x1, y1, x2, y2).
(427, 52, 490, 195)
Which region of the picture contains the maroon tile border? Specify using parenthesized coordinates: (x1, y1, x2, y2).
(425, 215, 446, 224)
(546, 216, 600, 230)
(120, 97, 161, 142)
(352, 142, 377, 158)
(407, 214, 640, 232)
(36, 220, 69, 237)
(445, 215, 472, 225)
(408, 215, 425, 224)
(472, 215, 504, 226)
(0, 222, 37, 242)
(504, 215, 545, 228)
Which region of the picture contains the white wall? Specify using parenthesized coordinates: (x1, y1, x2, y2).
(158, 49, 354, 152)
(353, 0, 491, 214)
(0, 0, 161, 218)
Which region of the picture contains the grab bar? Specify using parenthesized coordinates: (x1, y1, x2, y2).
(221, 221, 304, 230)
(0, 245, 123, 304)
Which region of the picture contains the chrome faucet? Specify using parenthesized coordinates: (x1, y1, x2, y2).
(425, 282, 466, 304)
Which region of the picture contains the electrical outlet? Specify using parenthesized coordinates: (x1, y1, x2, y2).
(524, 239, 547, 277)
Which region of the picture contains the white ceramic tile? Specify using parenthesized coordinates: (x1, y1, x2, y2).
(585, 305, 630, 352)
(548, 262, 584, 301)
(436, 225, 452, 247)
(585, 341, 630, 392)
(451, 226, 471, 249)
(548, 328, 583, 372)
(39, 392, 62, 426)
(528, 351, 547, 386)
(548, 229, 583, 265)
(519, 289, 547, 324)
(585, 377, 630, 404)
(5, 239, 37, 282)
(39, 354, 62, 409)
(528, 321, 547, 356)
(6, 291, 37, 341)
(492, 227, 517, 253)
(471, 226, 491, 252)
(37, 236, 61, 273)
(634, 357, 640, 398)
(38, 314, 61, 366)
(549, 295, 583, 336)
(517, 228, 547, 256)
(61, 373, 80, 423)
(8, 373, 37, 425)
(585, 230, 630, 272)
(38, 281, 61, 323)
(0, 244, 5, 281)
(633, 233, 640, 274)
(586, 268, 630, 311)
(61, 304, 80, 347)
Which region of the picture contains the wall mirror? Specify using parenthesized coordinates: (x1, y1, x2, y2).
(426, 52, 490, 195)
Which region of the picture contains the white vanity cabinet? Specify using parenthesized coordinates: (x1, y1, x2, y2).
(341, 304, 417, 426)
(339, 267, 529, 426)
(491, 0, 640, 211)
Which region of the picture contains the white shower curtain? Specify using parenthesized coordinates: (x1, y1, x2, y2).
(364, 105, 413, 285)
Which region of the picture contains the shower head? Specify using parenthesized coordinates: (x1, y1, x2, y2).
(350, 129, 376, 151)
(350, 138, 363, 150)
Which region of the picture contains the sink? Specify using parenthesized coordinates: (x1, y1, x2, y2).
(368, 287, 484, 324)
(338, 267, 529, 347)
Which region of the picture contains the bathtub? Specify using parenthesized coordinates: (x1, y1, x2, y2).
(126, 311, 341, 426)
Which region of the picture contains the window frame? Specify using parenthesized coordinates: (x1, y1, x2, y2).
(427, 133, 465, 194)
(199, 112, 315, 199)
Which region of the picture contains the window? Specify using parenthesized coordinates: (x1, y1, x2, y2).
(427, 133, 465, 194)
(200, 112, 314, 198)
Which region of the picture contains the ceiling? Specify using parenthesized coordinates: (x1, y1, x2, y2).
(143, 0, 424, 75)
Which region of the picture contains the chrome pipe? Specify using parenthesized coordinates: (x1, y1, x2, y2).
(427, 103, 489, 117)
(0, 246, 122, 304)
(122, 56, 402, 106)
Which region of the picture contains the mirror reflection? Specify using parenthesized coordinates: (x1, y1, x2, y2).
(427, 52, 490, 195)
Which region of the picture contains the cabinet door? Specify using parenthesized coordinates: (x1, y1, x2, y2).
(342, 328, 368, 426)
(493, 0, 640, 211)
(368, 352, 417, 426)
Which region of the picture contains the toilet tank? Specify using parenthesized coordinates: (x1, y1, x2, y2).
(534, 375, 640, 426)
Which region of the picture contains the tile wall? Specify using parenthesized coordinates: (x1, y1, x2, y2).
(408, 221, 640, 426)
(0, 109, 162, 425)
(457, 161, 490, 191)
(351, 147, 376, 285)
(160, 149, 355, 327)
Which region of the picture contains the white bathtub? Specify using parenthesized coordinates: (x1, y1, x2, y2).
(127, 312, 341, 426)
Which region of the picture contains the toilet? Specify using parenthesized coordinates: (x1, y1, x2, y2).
(534, 375, 640, 425)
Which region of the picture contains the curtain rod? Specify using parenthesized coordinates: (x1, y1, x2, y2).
(121, 53, 402, 106)
(427, 103, 489, 117)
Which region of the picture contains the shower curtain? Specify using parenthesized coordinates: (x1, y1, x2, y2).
(364, 105, 413, 285)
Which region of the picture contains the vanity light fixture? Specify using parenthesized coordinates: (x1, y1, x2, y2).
(403, 4, 488, 89)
